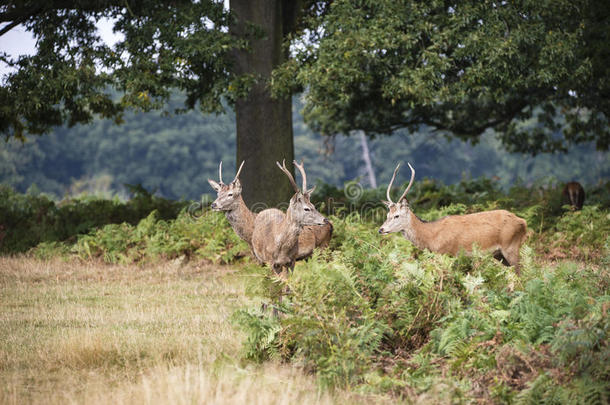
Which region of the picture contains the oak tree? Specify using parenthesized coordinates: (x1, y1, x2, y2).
(0, 0, 307, 206)
(273, 0, 609, 154)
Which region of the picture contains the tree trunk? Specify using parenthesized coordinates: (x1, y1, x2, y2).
(357, 130, 377, 188)
(230, 0, 297, 210)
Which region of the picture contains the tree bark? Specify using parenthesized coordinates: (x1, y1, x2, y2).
(230, 0, 296, 210)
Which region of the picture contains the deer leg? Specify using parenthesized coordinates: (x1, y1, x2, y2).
(501, 247, 521, 275)
(493, 250, 510, 266)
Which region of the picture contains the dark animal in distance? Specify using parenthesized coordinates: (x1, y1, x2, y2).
(562, 182, 585, 210)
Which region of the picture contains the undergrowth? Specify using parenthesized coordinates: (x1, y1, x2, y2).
(234, 210, 609, 403)
(0, 184, 186, 254)
(2, 178, 609, 402)
(31, 209, 249, 264)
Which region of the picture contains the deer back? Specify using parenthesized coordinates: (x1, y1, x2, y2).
(416, 210, 527, 255)
(296, 222, 334, 260)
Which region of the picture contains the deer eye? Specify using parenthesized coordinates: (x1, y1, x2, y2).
(394, 215, 400, 219)
(304, 207, 311, 212)
(227, 193, 233, 197)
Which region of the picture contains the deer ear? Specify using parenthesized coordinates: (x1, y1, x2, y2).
(305, 185, 316, 197)
(381, 200, 392, 208)
(208, 179, 221, 192)
(399, 198, 409, 208)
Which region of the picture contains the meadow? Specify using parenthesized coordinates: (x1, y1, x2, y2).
(0, 257, 369, 404)
(1, 179, 608, 404)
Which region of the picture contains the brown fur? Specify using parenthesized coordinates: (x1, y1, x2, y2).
(225, 196, 257, 244)
(382, 204, 527, 273)
(252, 209, 300, 270)
(562, 182, 585, 210)
(215, 193, 332, 260)
(252, 195, 328, 274)
(380, 163, 527, 273)
(209, 162, 332, 261)
(250, 160, 329, 274)
(297, 223, 333, 259)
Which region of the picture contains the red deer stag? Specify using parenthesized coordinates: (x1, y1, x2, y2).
(251, 160, 329, 275)
(379, 163, 528, 273)
(207, 161, 332, 260)
(562, 181, 585, 210)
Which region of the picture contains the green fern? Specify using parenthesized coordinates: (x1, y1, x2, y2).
(232, 309, 281, 362)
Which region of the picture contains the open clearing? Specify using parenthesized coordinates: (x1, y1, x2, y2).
(0, 257, 383, 405)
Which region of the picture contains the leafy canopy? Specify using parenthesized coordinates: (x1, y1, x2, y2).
(0, 0, 244, 140)
(1, 0, 609, 154)
(273, 0, 610, 153)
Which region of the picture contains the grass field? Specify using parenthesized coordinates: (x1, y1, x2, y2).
(0, 257, 388, 405)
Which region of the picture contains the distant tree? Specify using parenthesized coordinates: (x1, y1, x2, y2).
(272, 0, 610, 154)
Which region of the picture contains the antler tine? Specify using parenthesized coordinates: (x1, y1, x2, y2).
(398, 163, 416, 202)
(293, 160, 307, 192)
(387, 163, 401, 203)
(276, 159, 300, 193)
(233, 160, 245, 182)
(218, 161, 224, 184)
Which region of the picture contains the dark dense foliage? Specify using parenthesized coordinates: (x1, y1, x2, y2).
(276, 0, 610, 153)
(0, 185, 186, 254)
(0, 0, 239, 140)
(2, 1, 609, 155)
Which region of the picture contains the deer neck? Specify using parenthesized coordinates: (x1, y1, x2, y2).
(275, 209, 302, 253)
(401, 211, 439, 251)
(225, 196, 256, 244)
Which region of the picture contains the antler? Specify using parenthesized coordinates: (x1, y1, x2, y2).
(276, 159, 300, 193)
(387, 163, 401, 203)
(233, 160, 245, 182)
(218, 161, 224, 184)
(293, 160, 307, 192)
(398, 163, 416, 202)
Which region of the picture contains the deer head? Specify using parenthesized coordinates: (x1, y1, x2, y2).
(207, 161, 245, 211)
(277, 159, 328, 227)
(379, 163, 416, 235)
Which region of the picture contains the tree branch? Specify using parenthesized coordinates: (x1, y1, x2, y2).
(0, 19, 22, 36)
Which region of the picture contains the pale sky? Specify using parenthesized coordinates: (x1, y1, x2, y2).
(0, 2, 229, 79)
(0, 25, 36, 76)
(0, 19, 122, 78)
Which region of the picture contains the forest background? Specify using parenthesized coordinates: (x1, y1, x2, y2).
(1, 94, 608, 201)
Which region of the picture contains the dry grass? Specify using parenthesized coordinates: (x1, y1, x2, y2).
(0, 257, 386, 405)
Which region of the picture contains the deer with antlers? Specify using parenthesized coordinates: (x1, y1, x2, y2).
(207, 161, 256, 244)
(207, 161, 332, 261)
(251, 160, 329, 275)
(379, 163, 528, 273)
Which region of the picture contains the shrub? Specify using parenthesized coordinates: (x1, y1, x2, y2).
(72, 209, 248, 264)
(0, 185, 187, 254)
(235, 210, 610, 402)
